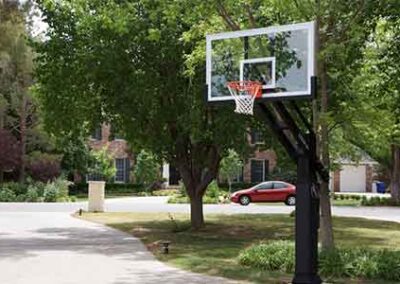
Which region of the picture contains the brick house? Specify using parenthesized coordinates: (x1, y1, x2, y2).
(235, 129, 277, 184)
(88, 125, 278, 186)
(88, 124, 133, 183)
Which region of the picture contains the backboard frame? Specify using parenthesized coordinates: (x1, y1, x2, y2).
(206, 21, 316, 103)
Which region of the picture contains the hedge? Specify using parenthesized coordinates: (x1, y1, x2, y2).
(69, 183, 145, 195)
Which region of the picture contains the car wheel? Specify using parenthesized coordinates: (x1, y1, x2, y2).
(285, 195, 296, 206)
(239, 195, 251, 206)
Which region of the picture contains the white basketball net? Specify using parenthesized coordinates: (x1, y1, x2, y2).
(227, 81, 262, 115)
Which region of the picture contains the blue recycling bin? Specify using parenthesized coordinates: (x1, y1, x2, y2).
(376, 182, 386, 194)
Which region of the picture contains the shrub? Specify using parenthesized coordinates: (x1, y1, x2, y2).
(134, 150, 160, 190)
(377, 250, 400, 281)
(53, 177, 72, 199)
(318, 249, 346, 277)
(88, 147, 117, 182)
(152, 189, 179, 196)
(239, 241, 295, 273)
(15, 194, 27, 202)
(25, 186, 39, 202)
(167, 195, 189, 204)
(361, 197, 399, 207)
(69, 182, 144, 195)
(0, 188, 17, 202)
(1, 182, 28, 195)
(207, 181, 220, 198)
(27, 152, 62, 182)
(168, 180, 229, 204)
(43, 183, 58, 202)
(239, 241, 400, 281)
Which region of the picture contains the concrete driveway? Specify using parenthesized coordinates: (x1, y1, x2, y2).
(0, 212, 237, 284)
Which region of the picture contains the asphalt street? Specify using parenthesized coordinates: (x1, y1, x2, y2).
(1, 196, 399, 223)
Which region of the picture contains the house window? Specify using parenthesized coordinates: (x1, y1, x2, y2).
(91, 127, 102, 140)
(232, 167, 244, 183)
(114, 158, 130, 183)
(250, 129, 264, 145)
(109, 126, 124, 141)
(250, 159, 269, 183)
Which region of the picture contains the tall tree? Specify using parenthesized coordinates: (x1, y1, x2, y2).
(182, 0, 392, 249)
(35, 0, 250, 229)
(0, 129, 20, 183)
(343, 18, 400, 202)
(0, 0, 35, 183)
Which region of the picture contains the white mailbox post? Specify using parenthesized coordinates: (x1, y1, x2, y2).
(88, 181, 105, 212)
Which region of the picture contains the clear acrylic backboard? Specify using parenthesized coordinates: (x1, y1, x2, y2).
(206, 21, 316, 102)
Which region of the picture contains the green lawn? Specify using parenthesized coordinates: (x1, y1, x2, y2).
(72, 193, 136, 201)
(78, 212, 400, 284)
(256, 199, 361, 207)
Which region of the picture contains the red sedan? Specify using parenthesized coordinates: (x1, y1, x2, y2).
(230, 181, 296, 206)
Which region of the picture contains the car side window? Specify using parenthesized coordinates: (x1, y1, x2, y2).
(273, 182, 287, 189)
(256, 182, 273, 190)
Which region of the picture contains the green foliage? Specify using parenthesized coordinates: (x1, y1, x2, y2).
(268, 170, 297, 185)
(0, 188, 16, 202)
(34, 0, 253, 228)
(152, 189, 179, 196)
(361, 196, 400, 207)
(239, 241, 400, 281)
(53, 176, 72, 199)
(332, 194, 362, 201)
(239, 241, 295, 273)
(25, 186, 39, 202)
(88, 147, 116, 182)
(133, 150, 159, 188)
(1, 182, 28, 195)
(69, 182, 145, 196)
(43, 182, 58, 202)
(57, 132, 93, 176)
(220, 149, 243, 191)
(168, 180, 229, 204)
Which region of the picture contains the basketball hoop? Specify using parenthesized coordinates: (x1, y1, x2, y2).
(227, 81, 262, 115)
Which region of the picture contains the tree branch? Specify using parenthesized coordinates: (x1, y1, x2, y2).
(216, 1, 240, 31)
(244, 4, 256, 28)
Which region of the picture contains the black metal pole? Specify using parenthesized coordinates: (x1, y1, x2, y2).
(292, 76, 321, 284)
(292, 153, 321, 284)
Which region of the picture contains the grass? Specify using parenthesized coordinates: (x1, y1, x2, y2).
(255, 199, 361, 207)
(332, 199, 361, 207)
(72, 193, 137, 201)
(78, 212, 400, 284)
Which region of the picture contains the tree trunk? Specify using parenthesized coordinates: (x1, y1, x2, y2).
(315, 8, 335, 249)
(390, 144, 400, 201)
(18, 94, 27, 183)
(319, 66, 335, 250)
(190, 193, 204, 229)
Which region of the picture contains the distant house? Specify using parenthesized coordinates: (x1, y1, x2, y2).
(215, 129, 278, 185)
(88, 124, 132, 183)
(87, 125, 278, 186)
(330, 158, 378, 193)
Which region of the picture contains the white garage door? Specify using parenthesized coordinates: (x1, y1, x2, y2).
(340, 165, 366, 192)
